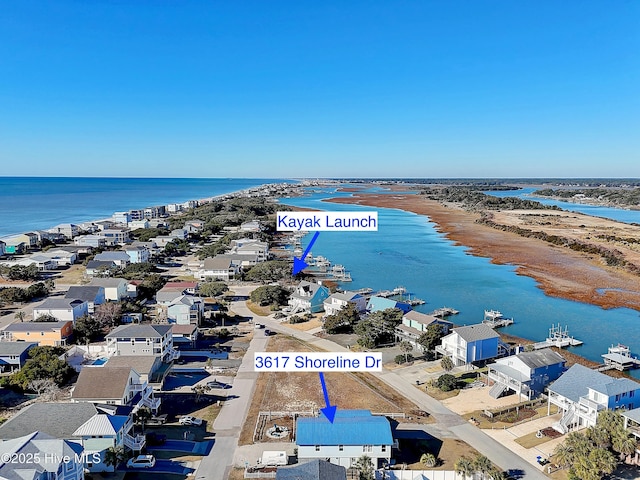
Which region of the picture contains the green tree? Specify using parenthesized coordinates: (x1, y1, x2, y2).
(454, 456, 475, 478)
(417, 323, 445, 352)
(74, 314, 104, 343)
(473, 454, 493, 479)
(9, 346, 74, 390)
(134, 406, 152, 433)
(436, 374, 457, 392)
(420, 452, 437, 467)
(199, 281, 229, 298)
(250, 285, 290, 306)
(103, 445, 126, 471)
(14, 311, 25, 322)
(399, 341, 414, 363)
(353, 455, 374, 480)
(34, 313, 59, 322)
(244, 260, 291, 283)
(323, 303, 361, 334)
(441, 356, 454, 372)
(192, 384, 210, 403)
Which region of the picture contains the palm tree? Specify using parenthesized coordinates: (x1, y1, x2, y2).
(454, 456, 475, 479)
(14, 311, 25, 322)
(552, 442, 574, 469)
(473, 454, 493, 479)
(613, 432, 637, 463)
(585, 425, 611, 449)
(353, 455, 374, 480)
(420, 452, 437, 467)
(441, 355, 454, 372)
(587, 448, 617, 478)
(103, 445, 125, 472)
(134, 406, 152, 433)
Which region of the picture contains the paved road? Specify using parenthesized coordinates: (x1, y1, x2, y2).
(233, 287, 549, 480)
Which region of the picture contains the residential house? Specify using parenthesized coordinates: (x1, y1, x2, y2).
(240, 220, 263, 232)
(105, 324, 177, 362)
(0, 402, 141, 473)
(129, 219, 150, 230)
(129, 209, 145, 221)
(548, 364, 640, 433)
(487, 349, 566, 400)
(6, 232, 39, 249)
(105, 355, 164, 384)
(288, 281, 331, 314)
(149, 236, 174, 248)
(169, 228, 188, 240)
(167, 295, 204, 325)
(48, 223, 79, 239)
(32, 229, 65, 244)
(2, 254, 56, 271)
(72, 365, 161, 414)
(0, 431, 85, 480)
(0, 342, 37, 373)
(622, 408, 640, 446)
(43, 249, 78, 267)
(143, 206, 165, 219)
(94, 220, 116, 231)
(33, 298, 88, 324)
(296, 410, 393, 469)
(3, 239, 25, 255)
(112, 211, 131, 224)
(436, 323, 501, 367)
(229, 238, 269, 261)
(85, 259, 117, 276)
(123, 245, 150, 263)
(99, 228, 131, 246)
(276, 460, 347, 480)
(89, 277, 129, 301)
(94, 251, 131, 267)
(366, 296, 412, 314)
(161, 281, 198, 295)
(74, 234, 107, 249)
(65, 286, 106, 314)
(171, 324, 199, 347)
(395, 310, 453, 350)
(323, 291, 367, 316)
(184, 219, 204, 233)
(2, 321, 73, 346)
(199, 255, 241, 281)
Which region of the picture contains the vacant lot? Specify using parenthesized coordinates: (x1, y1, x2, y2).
(239, 335, 429, 445)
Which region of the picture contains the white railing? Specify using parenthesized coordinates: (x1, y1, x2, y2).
(143, 396, 161, 410)
(123, 433, 146, 451)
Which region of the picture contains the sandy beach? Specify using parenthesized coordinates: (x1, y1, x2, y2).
(326, 193, 640, 312)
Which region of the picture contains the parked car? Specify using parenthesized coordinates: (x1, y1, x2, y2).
(179, 416, 203, 426)
(206, 380, 231, 389)
(255, 323, 265, 329)
(264, 329, 275, 336)
(145, 432, 167, 446)
(127, 455, 156, 469)
(146, 414, 168, 425)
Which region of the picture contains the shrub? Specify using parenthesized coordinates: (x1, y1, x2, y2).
(436, 374, 458, 392)
(395, 354, 414, 364)
(289, 315, 306, 324)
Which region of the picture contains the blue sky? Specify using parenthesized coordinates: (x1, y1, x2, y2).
(1, 1, 638, 178)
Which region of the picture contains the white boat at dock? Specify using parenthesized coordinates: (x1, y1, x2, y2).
(432, 307, 459, 317)
(601, 344, 640, 371)
(533, 324, 583, 350)
(331, 264, 352, 282)
(482, 309, 514, 328)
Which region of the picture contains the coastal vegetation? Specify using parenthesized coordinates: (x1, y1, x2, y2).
(249, 285, 290, 307)
(354, 308, 403, 348)
(0, 282, 52, 306)
(535, 187, 640, 209)
(420, 186, 559, 212)
(244, 260, 291, 283)
(323, 303, 361, 334)
(3, 346, 75, 391)
(0, 264, 41, 281)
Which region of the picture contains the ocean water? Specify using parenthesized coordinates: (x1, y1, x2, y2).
(0, 177, 292, 237)
(279, 188, 640, 378)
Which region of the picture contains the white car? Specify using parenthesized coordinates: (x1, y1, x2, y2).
(127, 455, 156, 469)
(179, 415, 203, 426)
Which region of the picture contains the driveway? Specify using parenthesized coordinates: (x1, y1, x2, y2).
(124, 458, 195, 475)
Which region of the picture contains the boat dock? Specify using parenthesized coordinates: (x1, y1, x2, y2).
(533, 324, 583, 350)
(482, 309, 514, 328)
(601, 344, 640, 371)
(431, 307, 459, 317)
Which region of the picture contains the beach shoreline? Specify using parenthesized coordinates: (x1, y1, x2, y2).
(324, 193, 640, 312)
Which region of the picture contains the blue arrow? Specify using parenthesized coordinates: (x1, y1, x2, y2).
(292, 231, 320, 275)
(318, 372, 337, 423)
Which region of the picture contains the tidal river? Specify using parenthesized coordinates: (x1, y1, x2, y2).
(279, 187, 640, 379)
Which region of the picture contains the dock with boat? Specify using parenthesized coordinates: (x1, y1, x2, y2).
(374, 286, 425, 305)
(532, 324, 583, 350)
(431, 307, 460, 318)
(482, 309, 514, 328)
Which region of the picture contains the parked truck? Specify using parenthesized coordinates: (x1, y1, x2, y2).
(259, 450, 288, 466)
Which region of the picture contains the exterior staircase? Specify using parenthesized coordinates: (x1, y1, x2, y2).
(489, 382, 508, 399)
(553, 404, 577, 434)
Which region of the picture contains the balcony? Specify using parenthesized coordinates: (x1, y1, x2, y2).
(143, 396, 161, 411)
(123, 433, 146, 451)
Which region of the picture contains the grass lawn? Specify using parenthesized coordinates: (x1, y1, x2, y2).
(245, 300, 273, 317)
(515, 430, 556, 449)
(461, 404, 550, 429)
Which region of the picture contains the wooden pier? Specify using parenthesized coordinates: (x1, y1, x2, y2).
(601, 344, 640, 371)
(533, 324, 583, 350)
(482, 309, 514, 328)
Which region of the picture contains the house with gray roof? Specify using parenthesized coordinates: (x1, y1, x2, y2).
(0, 431, 85, 480)
(276, 459, 347, 480)
(395, 310, 453, 350)
(288, 281, 330, 314)
(167, 295, 204, 325)
(89, 277, 129, 301)
(487, 348, 566, 400)
(548, 364, 640, 433)
(65, 286, 105, 313)
(105, 324, 176, 362)
(323, 291, 367, 316)
(199, 255, 241, 281)
(32, 298, 88, 324)
(0, 342, 37, 373)
(436, 323, 501, 367)
(94, 251, 131, 267)
(105, 355, 163, 383)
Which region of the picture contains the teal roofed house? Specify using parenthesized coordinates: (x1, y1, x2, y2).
(366, 296, 412, 314)
(288, 281, 330, 314)
(296, 410, 393, 469)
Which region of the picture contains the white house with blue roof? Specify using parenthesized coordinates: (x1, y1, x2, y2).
(296, 410, 393, 469)
(548, 364, 640, 433)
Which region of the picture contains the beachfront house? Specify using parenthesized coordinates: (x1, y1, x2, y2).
(113, 211, 131, 224)
(33, 298, 88, 324)
(105, 324, 176, 362)
(0, 342, 37, 373)
(323, 291, 367, 316)
(2, 321, 73, 346)
(436, 323, 500, 367)
(72, 365, 161, 414)
(548, 364, 640, 433)
(99, 228, 131, 246)
(5, 232, 40, 250)
(366, 296, 412, 314)
(74, 234, 108, 249)
(89, 277, 129, 301)
(0, 431, 85, 480)
(48, 223, 79, 239)
(395, 310, 453, 350)
(0, 240, 5, 256)
(296, 410, 393, 469)
(487, 348, 566, 400)
(288, 281, 331, 314)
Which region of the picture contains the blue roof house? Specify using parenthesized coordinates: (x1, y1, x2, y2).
(548, 364, 640, 433)
(366, 296, 412, 314)
(288, 281, 330, 314)
(436, 324, 500, 367)
(296, 410, 393, 469)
